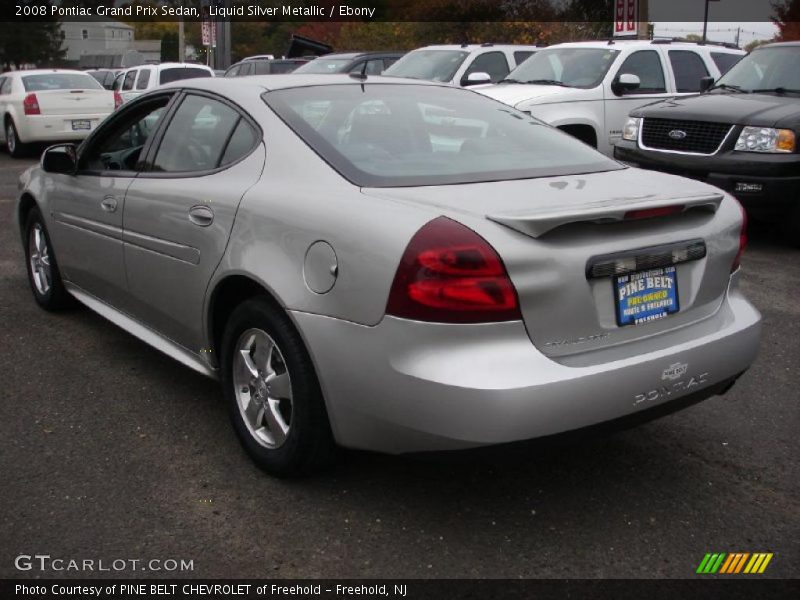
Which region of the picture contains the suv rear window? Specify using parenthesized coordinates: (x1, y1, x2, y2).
(264, 83, 621, 188)
(159, 68, 212, 85)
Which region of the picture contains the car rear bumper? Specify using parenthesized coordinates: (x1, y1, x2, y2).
(15, 113, 111, 144)
(292, 276, 761, 454)
(614, 142, 800, 219)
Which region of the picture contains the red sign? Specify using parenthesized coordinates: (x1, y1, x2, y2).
(614, 0, 638, 37)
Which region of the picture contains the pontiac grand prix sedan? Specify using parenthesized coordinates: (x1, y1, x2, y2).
(16, 75, 761, 476)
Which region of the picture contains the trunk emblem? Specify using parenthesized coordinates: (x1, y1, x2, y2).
(668, 129, 687, 140)
(662, 362, 688, 381)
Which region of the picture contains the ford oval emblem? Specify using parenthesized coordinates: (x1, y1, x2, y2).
(668, 129, 687, 140)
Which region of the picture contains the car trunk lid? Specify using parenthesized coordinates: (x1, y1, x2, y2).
(32, 89, 113, 115)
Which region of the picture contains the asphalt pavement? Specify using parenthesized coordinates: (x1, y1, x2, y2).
(0, 152, 797, 580)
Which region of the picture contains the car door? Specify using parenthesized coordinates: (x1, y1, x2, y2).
(122, 91, 265, 351)
(603, 49, 671, 155)
(460, 51, 511, 85)
(49, 93, 175, 307)
(0, 76, 10, 144)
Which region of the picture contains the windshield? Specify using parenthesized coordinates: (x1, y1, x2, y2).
(503, 48, 620, 88)
(383, 50, 469, 83)
(159, 67, 212, 85)
(714, 46, 800, 92)
(22, 73, 103, 92)
(263, 84, 621, 187)
(294, 59, 352, 74)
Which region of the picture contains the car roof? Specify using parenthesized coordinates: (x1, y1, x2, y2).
(415, 44, 539, 52)
(547, 40, 744, 53)
(2, 68, 92, 77)
(760, 41, 800, 48)
(319, 51, 404, 59)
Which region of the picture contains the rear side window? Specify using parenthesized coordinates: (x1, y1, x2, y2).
(669, 50, 710, 92)
(617, 50, 666, 93)
(711, 52, 742, 75)
(464, 51, 510, 84)
(159, 68, 212, 85)
(122, 70, 136, 91)
(254, 61, 272, 75)
(135, 68, 151, 90)
(152, 94, 252, 172)
(220, 119, 259, 165)
(514, 50, 535, 66)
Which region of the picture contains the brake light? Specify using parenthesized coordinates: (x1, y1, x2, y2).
(624, 205, 684, 220)
(23, 93, 40, 115)
(114, 90, 123, 109)
(386, 217, 521, 323)
(731, 200, 748, 272)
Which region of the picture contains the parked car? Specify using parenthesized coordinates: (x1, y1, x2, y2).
(615, 41, 800, 239)
(113, 63, 214, 108)
(0, 69, 114, 158)
(383, 44, 540, 86)
(16, 75, 760, 476)
(292, 52, 405, 76)
(224, 58, 308, 77)
(85, 69, 121, 90)
(477, 40, 744, 155)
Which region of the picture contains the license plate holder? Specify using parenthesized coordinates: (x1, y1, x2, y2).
(614, 266, 679, 327)
(71, 120, 91, 131)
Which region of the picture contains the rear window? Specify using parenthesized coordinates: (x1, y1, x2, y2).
(264, 83, 621, 188)
(294, 58, 352, 74)
(159, 67, 212, 85)
(22, 73, 103, 92)
(711, 52, 742, 75)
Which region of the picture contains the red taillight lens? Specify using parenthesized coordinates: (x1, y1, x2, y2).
(386, 217, 521, 323)
(731, 200, 748, 272)
(624, 205, 684, 220)
(23, 93, 40, 115)
(114, 91, 123, 109)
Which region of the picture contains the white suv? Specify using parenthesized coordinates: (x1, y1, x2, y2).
(383, 44, 540, 87)
(477, 40, 744, 155)
(113, 63, 214, 108)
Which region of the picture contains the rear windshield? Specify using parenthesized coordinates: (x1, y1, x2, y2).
(159, 67, 212, 85)
(263, 84, 621, 187)
(384, 50, 469, 83)
(22, 73, 103, 92)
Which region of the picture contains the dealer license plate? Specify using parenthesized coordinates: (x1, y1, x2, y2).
(614, 266, 679, 327)
(71, 120, 91, 131)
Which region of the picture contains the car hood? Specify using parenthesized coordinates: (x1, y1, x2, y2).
(476, 83, 595, 110)
(630, 91, 800, 129)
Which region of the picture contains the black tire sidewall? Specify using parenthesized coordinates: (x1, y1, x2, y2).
(24, 207, 70, 310)
(221, 298, 332, 477)
(7, 119, 25, 158)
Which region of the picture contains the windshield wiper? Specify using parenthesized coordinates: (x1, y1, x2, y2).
(751, 87, 800, 94)
(524, 79, 571, 87)
(710, 83, 746, 93)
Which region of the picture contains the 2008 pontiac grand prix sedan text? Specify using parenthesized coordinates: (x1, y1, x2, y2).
(15, 75, 761, 476)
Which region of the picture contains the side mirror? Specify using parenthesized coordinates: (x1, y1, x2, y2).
(41, 144, 77, 175)
(611, 73, 641, 96)
(462, 71, 492, 87)
(699, 76, 715, 92)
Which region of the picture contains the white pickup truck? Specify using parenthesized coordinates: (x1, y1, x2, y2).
(476, 40, 744, 156)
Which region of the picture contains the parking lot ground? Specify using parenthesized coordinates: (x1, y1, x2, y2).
(0, 152, 798, 579)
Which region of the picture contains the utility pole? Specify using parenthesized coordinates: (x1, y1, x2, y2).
(213, 0, 232, 69)
(638, 0, 649, 40)
(703, 0, 721, 44)
(178, 16, 185, 62)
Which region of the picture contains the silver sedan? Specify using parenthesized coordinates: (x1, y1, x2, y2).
(16, 75, 761, 476)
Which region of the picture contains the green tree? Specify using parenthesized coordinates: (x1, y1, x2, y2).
(0, 1, 65, 69)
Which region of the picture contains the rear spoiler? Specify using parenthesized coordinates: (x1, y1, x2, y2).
(487, 193, 723, 238)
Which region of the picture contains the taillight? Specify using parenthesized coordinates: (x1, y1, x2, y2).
(23, 93, 40, 115)
(114, 91, 123, 109)
(386, 217, 521, 323)
(731, 200, 748, 272)
(624, 205, 684, 220)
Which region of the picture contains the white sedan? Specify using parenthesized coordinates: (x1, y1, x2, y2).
(0, 69, 114, 158)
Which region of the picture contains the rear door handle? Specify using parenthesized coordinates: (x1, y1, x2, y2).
(188, 205, 214, 227)
(100, 196, 118, 212)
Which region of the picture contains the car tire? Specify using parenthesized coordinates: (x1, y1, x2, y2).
(24, 207, 74, 311)
(6, 118, 30, 158)
(221, 297, 335, 477)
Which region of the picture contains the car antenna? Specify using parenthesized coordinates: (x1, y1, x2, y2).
(349, 64, 368, 91)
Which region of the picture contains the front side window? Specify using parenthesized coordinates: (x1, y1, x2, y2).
(22, 73, 103, 92)
(383, 50, 469, 83)
(616, 50, 666, 93)
(81, 97, 170, 172)
(504, 47, 620, 88)
(264, 84, 621, 188)
(152, 94, 252, 172)
(464, 52, 510, 84)
(135, 68, 151, 90)
(669, 50, 709, 92)
(122, 70, 136, 91)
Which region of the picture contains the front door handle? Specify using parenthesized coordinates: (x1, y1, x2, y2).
(100, 196, 118, 212)
(188, 205, 214, 227)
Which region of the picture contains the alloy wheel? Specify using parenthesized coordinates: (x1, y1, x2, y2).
(6, 123, 15, 154)
(28, 222, 52, 296)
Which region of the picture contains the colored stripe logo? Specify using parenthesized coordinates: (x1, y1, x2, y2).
(696, 552, 773, 574)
